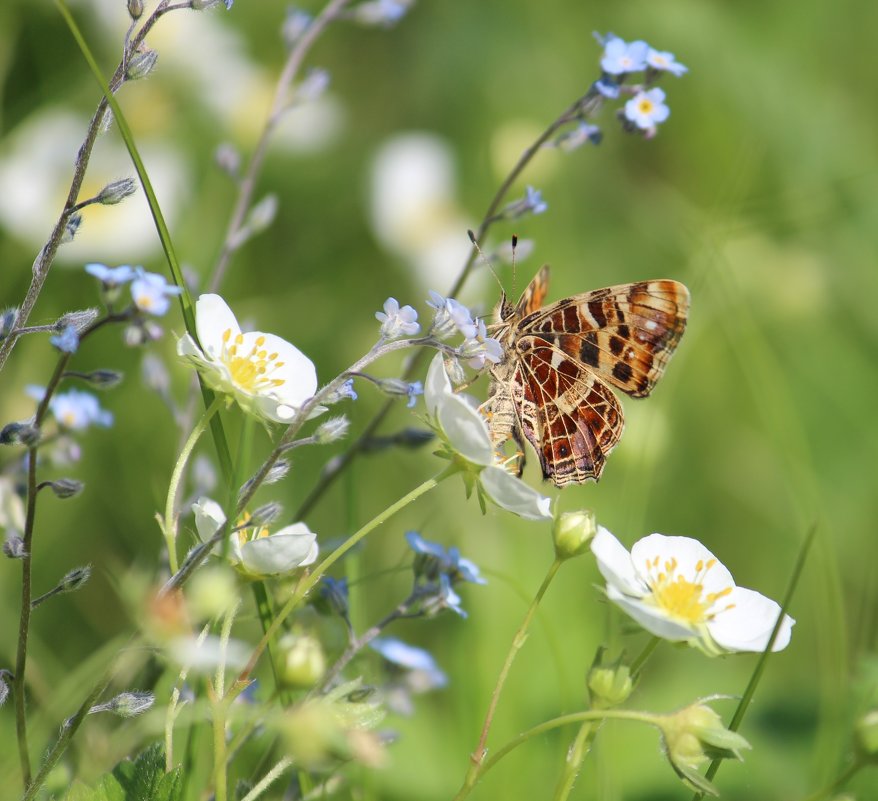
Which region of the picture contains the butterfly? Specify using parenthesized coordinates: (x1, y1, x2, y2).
(485, 266, 690, 486)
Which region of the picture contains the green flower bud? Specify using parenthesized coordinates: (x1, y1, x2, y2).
(43, 478, 84, 499)
(657, 699, 750, 797)
(587, 647, 633, 709)
(187, 565, 238, 620)
(280, 633, 326, 689)
(97, 177, 137, 205)
(127, 0, 144, 19)
(126, 47, 158, 80)
(553, 509, 596, 560)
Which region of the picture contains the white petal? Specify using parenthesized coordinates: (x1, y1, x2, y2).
(168, 635, 250, 673)
(176, 332, 204, 359)
(195, 294, 240, 359)
(192, 497, 225, 542)
(425, 352, 452, 417)
(708, 587, 795, 652)
(253, 332, 318, 407)
(631, 533, 735, 595)
(606, 584, 698, 642)
(240, 528, 318, 576)
(438, 393, 494, 465)
(590, 526, 647, 597)
(480, 466, 553, 521)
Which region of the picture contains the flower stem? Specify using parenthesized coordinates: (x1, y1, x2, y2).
(164, 396, 223, 573)
(454, 709, 654, 801)
(456, 555, 563, 797)
(233, 469, 453, 687)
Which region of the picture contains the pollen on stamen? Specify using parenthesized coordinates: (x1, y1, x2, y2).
(235, 333, 244, 345)
(255, 336, 266, 347)
(222, 329, 232, 343)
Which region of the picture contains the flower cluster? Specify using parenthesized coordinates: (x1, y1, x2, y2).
(406, 531, 486, 618)
(597, 34, 687, 138)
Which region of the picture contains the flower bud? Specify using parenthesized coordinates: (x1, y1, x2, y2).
(214, 143, 240, 177)
(127, 0, 144, 19)
(658, 699, 750, 796)
(0, 421, 40, 446)
(315, 576, 350, 621)
(43, 478, 85, 499)
(109, 691, 154, 717)
(0, 308, 18, 340)
(97, 177, 137, 205)
(126, 47, 158, 80)
(315, 416, 350, 444)
(280, 633, 326, 689)
(855, 709, 878, 763)
(61, 213, 82, 243)
(0, 669, 12, 706)
(553, 509, 596, 560)
(3, 536, 27, 559)
(141, 353, 170, 395)
(296, 68, 330, 103)
(587, 648, 633, 709)
(282, 9, 312, 47)
(81, 369, 124, 389)
(58, 308, 100, 333)
(60, 565, 91, 592)
(248, 501, 282, 528)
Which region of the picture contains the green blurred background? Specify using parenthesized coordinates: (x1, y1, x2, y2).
(1, 0, 877, 798)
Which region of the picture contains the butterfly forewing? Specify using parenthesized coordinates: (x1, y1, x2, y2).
(488, 267, 689, 486)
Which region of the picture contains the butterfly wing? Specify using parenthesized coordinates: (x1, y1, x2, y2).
(514, 265, 551, 317)
(511, 338, 624, 485)
(519, 280, 689, 398)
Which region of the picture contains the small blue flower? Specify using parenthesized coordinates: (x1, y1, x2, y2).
(376, 298, 420, 340)
(339, 379, 358, 402)
(432, 574, 466, 618)
(354, 0, 409, 27)
(371, 637, 448, 688)
(406, 381, 423, 408)
(525, 186, 547, 215)
(28, 386, 113, 430)
(131, 271, 183, 317)
(427, 292, 477, 340)
(405, 531, 486, 586)
(624, 88, 670, 131)
(85, 263, 136, 288)
(647, 48, 688, 77)
(50, 325, 79, 354)
(600, 36, 648, 75)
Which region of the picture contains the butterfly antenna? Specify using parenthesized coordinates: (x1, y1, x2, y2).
(467, 229, 505, 296)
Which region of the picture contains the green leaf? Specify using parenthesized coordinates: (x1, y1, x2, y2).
(65, 744, 181, 801)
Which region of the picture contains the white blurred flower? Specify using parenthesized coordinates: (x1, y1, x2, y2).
(193, 497, 319, 579)
(168, 634, 250, 673)
(375, 298, 420, 339)
(0, 109, 188, 264)
(0, 477, 25, 535)
(591, 528, 795, 655)
(370, 133, 474, 290)
(424, 354, 552, 521)
(177, 294, 317, 423)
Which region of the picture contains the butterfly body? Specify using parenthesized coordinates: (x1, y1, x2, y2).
(486, 266, 689, 486)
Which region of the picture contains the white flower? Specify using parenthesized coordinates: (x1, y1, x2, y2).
(591, 528, 795, 655)
(375, 297, 420, 339)
(424, 354, 552, 521)
(624, 88, 670, 131)
(177, 294, 317, 423)
(0, 477, 25, 535)
(193, 497, 319, 579)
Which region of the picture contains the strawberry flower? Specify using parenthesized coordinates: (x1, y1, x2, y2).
(193, 497, 318, 579)
(591, 528, 794, 655)
(424, 353, 552, 521)
(177, 294, 317, 423)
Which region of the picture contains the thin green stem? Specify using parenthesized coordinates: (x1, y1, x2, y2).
(468, 557, 564, 768)
(692, 524, 817, 799)
(798, 758, 865, 801)
(211, 603, 239, 801)
(164, 397, 223, 574)
(630, 636, 661, 678)
(552, 721, 600, 801)
(240, 758, 294, 801)
(233, 469, 452, 686)
(453, 709, 654, 801)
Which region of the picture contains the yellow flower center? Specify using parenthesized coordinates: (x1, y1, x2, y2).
(643, 556, 734, 624)
(637, 98, 655, 115)
(221, 329, 286, 394)
(236, 512, 270, 545)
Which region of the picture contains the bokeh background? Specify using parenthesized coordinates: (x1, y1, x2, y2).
(1, 0, 877, 798)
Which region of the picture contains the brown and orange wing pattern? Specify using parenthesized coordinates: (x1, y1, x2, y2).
(511, 337, 624, 485)
(518, 280, 689, 398)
